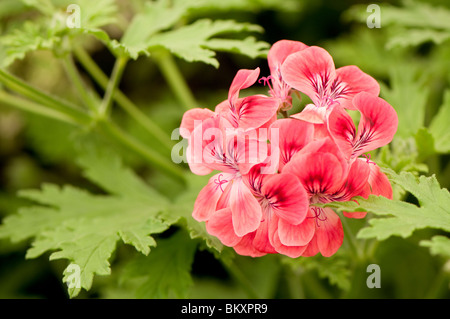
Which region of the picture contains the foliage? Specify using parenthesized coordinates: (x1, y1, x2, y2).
(0, 0, 449, 299)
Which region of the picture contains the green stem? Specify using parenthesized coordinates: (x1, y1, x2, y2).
(151, 48, 197, 111)
(98, 56, 128, 117)
(0, 69, 89, 124)
(73, 47, 173, 149)
(341, 215, 361, 259)
(62, 53, 98, 113)
(284, 264, 304, 299)
(0, 90, 86, 126)
(220, 259, 262, 299)
(98, 119, 186, 184)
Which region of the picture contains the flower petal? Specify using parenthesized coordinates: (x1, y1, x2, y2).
(262, 173, 309, 225)
(180, 108, 215, 138)
(268, 40, 309, 74)
(270, 118, 314, 171)
(271, 225, 308, 258)
(351, 92, 399, 158)
(367, 161, 393, 199)
(252, 216, 277, 254)
(284, 151, 344, 195)
(327, 105, 356, 160)
(230, 178, 262, 237)
(281, 46, 336, 107)
(233, 232, 267, 257)
(193, 173, 233, 221)
(233, 95, 279, 129)
(291, 104, 327, 124)
(315, 208, 344, 257)
(277, 209, 315, 246)
(228, 68, 260, 105)
(332, 156, 370, 201)
(206, 208, 242, 247)
(333, 65, 380, 109)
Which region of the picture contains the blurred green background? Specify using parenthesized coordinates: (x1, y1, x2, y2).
(0, 0, 449, 299)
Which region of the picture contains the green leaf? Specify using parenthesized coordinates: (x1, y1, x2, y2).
(414, 127, 437, 160)
(380, 64, 429, 138)
(146, 19, 268, 67)
(420, 235, 450, 258)
(0, 20, 61, 67)
(77, 0, 118, 29)
(120, 229, 198, 299)
(1, 0, 118, 66)
(22, 0, 55, 16)
(0, 150, 174, 297)
(429, 90, 450, 153)
(111, 0, 187, 59)
(346, 0, 450, 49)
(318, 171, 450, 241)
(386, 29, 450, 49)
(282, 252, 351, 292)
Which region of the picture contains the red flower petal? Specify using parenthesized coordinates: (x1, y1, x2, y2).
(270, 118, 314, 171)
(284, 151, 344, 196)
(261, 173, 309, 225)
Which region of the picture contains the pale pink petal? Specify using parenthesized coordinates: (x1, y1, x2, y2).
(214, 100, 230, 115)
(351, 92, 398, 158)
(313, 123, 330, 140)
(192, 173, 232, 221)
(230, 179, 262, 237)
(268, 40, 309, 74)
(277, 210, 315, 246)
(261, 173, 309, 225)
(281, 46, 336, 107)
(271, 229, 307, 258)
(315, 208, 344, 257)
(180, 108, 215, 138)
(206, 208, 242, 247)
(291, 104, 327, 124)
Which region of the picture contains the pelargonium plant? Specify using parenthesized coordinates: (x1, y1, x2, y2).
(180, 40, 398, 258)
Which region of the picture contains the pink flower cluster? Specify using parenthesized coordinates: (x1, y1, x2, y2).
(180, 40, 398, 258)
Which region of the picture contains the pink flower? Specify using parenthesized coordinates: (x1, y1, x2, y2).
(206, 162, 310, 257)
(260, 40, 309, 111)
(180, 39, 398, 259)
(282, 138, 371, 256)
(280, 46, 380, 123)
(190, 117, 266, 237)
(180, 67, 279, 139)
